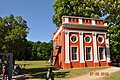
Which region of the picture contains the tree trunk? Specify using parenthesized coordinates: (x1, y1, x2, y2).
(116, 59, 119, 67)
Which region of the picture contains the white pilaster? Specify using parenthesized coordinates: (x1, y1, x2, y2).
(65, 31, 70, 63)
(92, 20, 95, 25)
(79, 19, 82, 24)
(104, 23, 108, 26)
(93, 33, 98, 63)
(106, 37, 111, 62)
(80, 32, 85, 63)
(65, 17, 69, 23)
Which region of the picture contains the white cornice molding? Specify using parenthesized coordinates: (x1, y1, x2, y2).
(62, 23, 108, 30)
(53, 26, 63, 40)
(63, 30, 107, 35)
(62, 15, 104, 21)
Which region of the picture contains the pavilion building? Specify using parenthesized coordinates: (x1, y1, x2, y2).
(53, 16, 111, 69)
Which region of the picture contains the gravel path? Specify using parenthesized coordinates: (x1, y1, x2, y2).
(66, 67, 120, 80)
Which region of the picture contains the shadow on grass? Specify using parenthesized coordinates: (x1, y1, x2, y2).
(22, 67, 69, 79)
(54, 71, 69, 78)
(29, 71, 70, 79)
(25, 67, 49, 74)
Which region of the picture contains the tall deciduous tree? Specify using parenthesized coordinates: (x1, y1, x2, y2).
(0, 14, 29, 59)
(104, 0, 120, 66)
(52, 0, 106, 26)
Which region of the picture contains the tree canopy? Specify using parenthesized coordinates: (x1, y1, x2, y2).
(105, 0, 120, 62)
(52, 0, 107, 26)
(0, 14, 29, 59)
(23, 40, 53, 60)
(0, 14, 53, 60)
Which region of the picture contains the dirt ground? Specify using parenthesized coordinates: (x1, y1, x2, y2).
(65, 67, 120, 80)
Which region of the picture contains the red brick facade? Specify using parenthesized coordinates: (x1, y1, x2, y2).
(53, 16, 111, 69)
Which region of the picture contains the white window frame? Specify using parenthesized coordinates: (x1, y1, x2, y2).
(70, 34, 78, 43)
(84, 35, 92, 43)
(98, 46, 106, 61)
(85, 46, 93, 61)
(71, 46, 79, 61)
(97, 36, 104, 44)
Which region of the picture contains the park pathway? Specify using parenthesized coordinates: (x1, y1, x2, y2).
(66, 67, 120, 80)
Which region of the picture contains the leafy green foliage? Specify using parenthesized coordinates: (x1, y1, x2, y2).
(52, 0, 107, 26)
(0, 14, 53, 60)
(0, 14, 29, 60)
(105, 0, 120, 63)
(25, 40, 53, 60)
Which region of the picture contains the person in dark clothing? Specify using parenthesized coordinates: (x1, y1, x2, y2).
(46, 56, 54, 80)
(2, 62, 9, 80)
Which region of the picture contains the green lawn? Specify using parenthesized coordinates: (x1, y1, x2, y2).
(103, 71, 120, 80)
(53, 66, 109, 80)
(15, 60, 50, 80)
(97, 70, 120, 80)
(15, 61, 110, 80)
(15, 60, 49, 69)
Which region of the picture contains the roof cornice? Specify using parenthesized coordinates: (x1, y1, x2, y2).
(62, 23, 108, 31)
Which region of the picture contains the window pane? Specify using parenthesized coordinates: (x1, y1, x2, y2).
(84, 35, 92, 43)
(72, 47, 77, 53)
(86, 47, 91, 60)
(99, 47, 104, 60)
(85, 36, 90, 42)
(71, 35, 78, 43)
(86, 47, 91, 53)
(72, 47, 77, 60)
(72, 54, 77, 60)
(71, 36, 76, 42)
(72, 54, 75, 60)
(98, 37, 103, 42)
(86, 53, 89, 60)
(99, 47, 104, 53)
(98, 36, 104, 43)
(100, 54, 103, 60)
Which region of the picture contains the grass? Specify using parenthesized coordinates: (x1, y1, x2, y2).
(53, 66, 109, 80)
(15, 61, 110, 80)
(102, 71, 120, 80)
(97, 70, 120, 80)
(15, 60, 49, 69)
(15, 60, 50, 80)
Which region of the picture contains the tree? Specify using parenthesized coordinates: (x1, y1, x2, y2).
(104, 0, 120, 66)
(0, 14, 29, 60)
(29, 41, 53, 60)
(52, 0, 107, 26)
(31, 41, 41, 60)
(0, 17, 7, 52)
(24, 41, 33, 60)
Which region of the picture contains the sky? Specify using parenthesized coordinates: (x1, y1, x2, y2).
(0, 0, 57, 42)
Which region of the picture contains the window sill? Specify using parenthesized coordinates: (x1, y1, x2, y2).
(71, 60, 79, 62)
(85, 60, 93, 61)
(99, 59, 106, 61)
